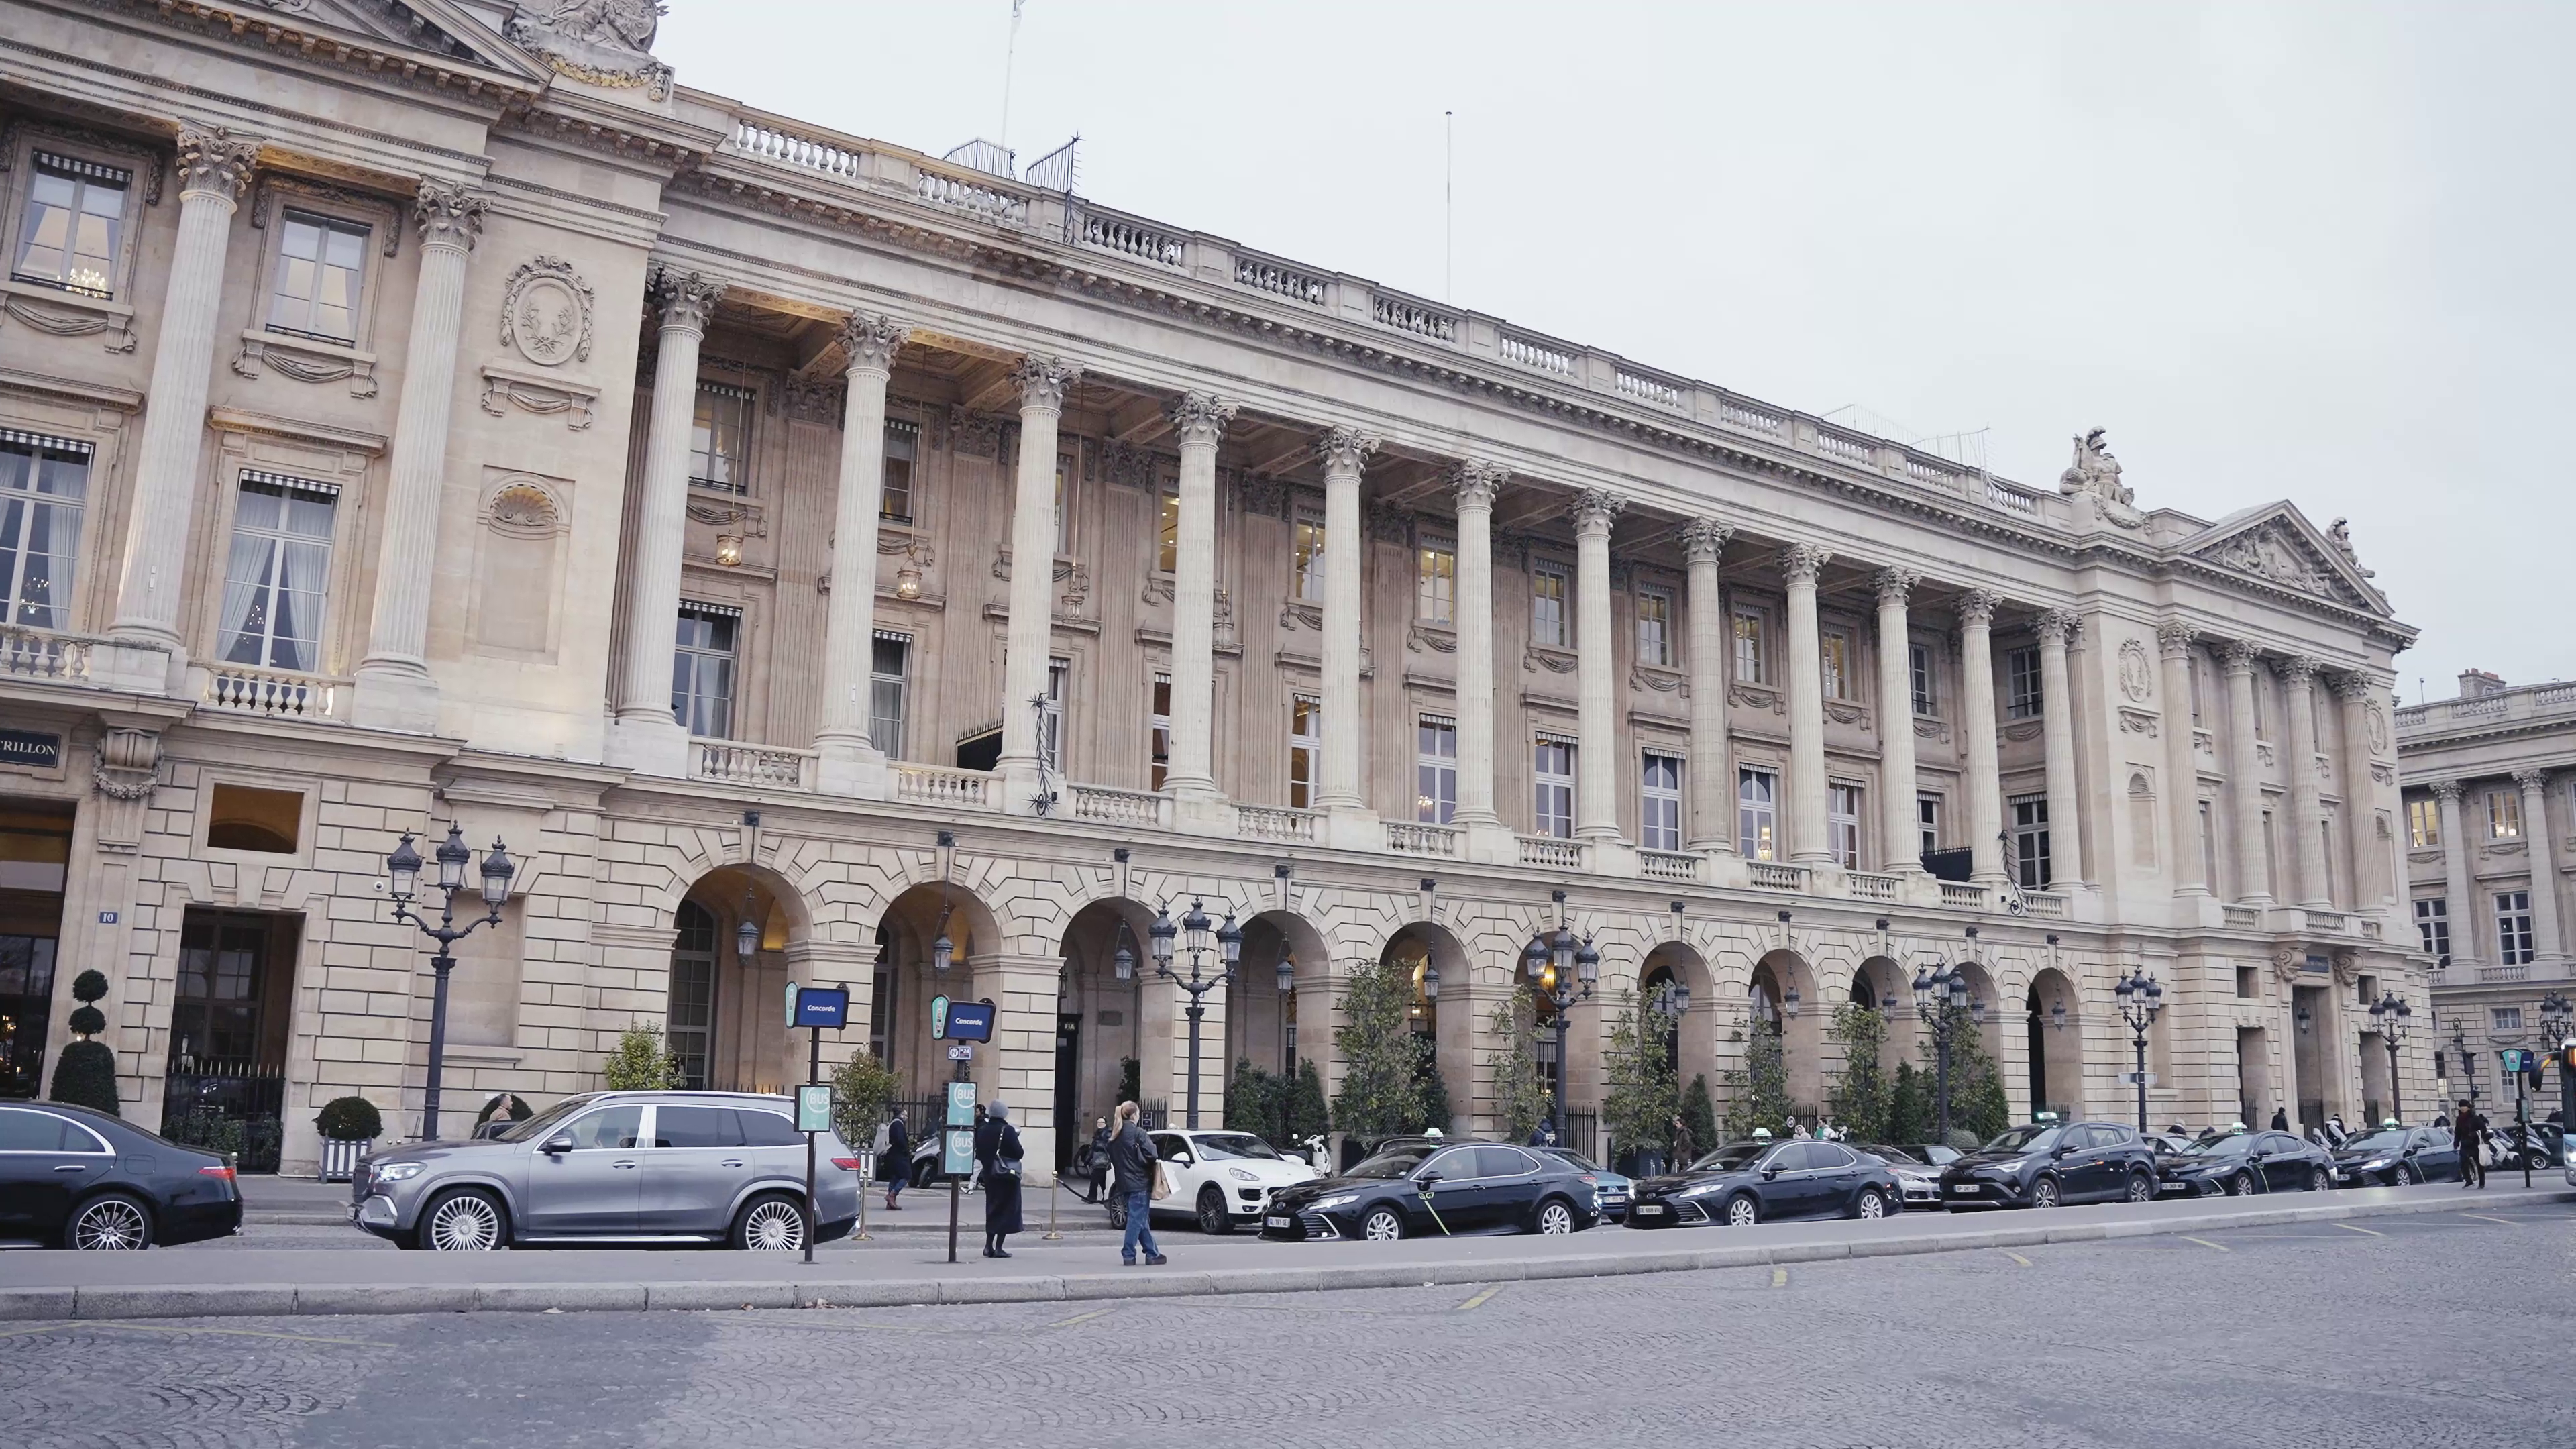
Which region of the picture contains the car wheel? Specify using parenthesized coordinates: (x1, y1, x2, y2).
(2309, 1167, 2330, 1193)
(2029, 1175, 2060, 1210)
(2228, 1172, 2255, 1197)
(1361, 1205, 1405, 1242)
(1852, 1187, 1887, 1221)
(67, 1193, 152, 1251)
(733, 1193, 809, 1252)
(1196, 1185, 1233, 1236)
(2126, 1171, 2155, 1204)
(419, 1189, 506, 1252)
(1724, 1193, 1760, 1228)
(1534, 1197, 1576, 1236)
(2394, 1163, 2415, 1187)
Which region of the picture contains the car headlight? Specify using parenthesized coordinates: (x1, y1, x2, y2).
(1311, 1194, 1358, 1210)
(2360, 1159, 2390, 1171)
(374, 1162, 424, 1183)
(1228, 1167, 1260, 1183)
(1677, 1181, 1725, 1198)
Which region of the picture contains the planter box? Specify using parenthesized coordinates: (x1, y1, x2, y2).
(319, 1137, 372, 1183)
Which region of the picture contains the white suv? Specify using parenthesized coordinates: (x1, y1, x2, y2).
(1134, 1129, 1320, 1234)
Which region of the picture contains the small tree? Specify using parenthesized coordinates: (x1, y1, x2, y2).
(1888, 1060, 1929, 1145)
(1827, 1002, 1892, 1144)
(829, 1050, 900, 1150)
(1412, 1037, 1454, 1134)
(48, 969, 118, 1116)
(315, 1095, 383, 1142)
(1680, 1073, 1719, 1159)
(1603, 991, 1678, 1169)
(1283, 1057, 1330, 1144)
(1485, 985, 1552, 1143)
(1329, 953, 1421, 1140)
(1915, 1005, 2010, 1147)
(1224, 1057, 1289, 1142)
(1723, 1014, 1792, 1140)
(1116, 1057, 1141, 1107)
(602, 1022, 681, 1091)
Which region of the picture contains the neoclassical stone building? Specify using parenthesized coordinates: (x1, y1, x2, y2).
(0, 0, 2430, 1174)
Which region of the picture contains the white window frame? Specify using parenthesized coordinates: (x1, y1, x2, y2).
(1053, 451, 1075, 557)
(0, 429, 91, 631)
(1821, 627, 1852, 701)
(1040, 657, 1069, 773)
(880, 419, 919, 525)
(2006, 645, 2043, 719)
(217, 470, 341, 675)
(1417, 716, 1458, 824)
(870, 629, 910, 760)
(1732, 605, 1768, 685)
(263, 209, 371, 344)
(672, 600, 741, 739)
(1641, 751, 1682, 851)
(2406, 796, 2440, 850)
(1909, 642, 1936, 717)
(1827, 782, 1861, 869)
(1738, 765, 1778, 861)
(2414, 897, 2449, 964)
(1534, 735, 1576, 839)
(1148, 672, 1171, 791)
(1916, 794, 1941, 857)
(1635, 584, 1674, 669)
(1531, 565, 1570, 649)
(689, 382, 755, 495)
(1155, 482, 1180, 576)
(1416, 527, 1456, 625)
(1289, 694, 1322, 809)
(1291, 509, 1326, 603)
(2487, 790, 2522, 841)
(2492, 1006, 2524, 1031)
(2496, 890, 2534, 967)
(2011, 792, 2052, 890)
(10, 150, 131, 299)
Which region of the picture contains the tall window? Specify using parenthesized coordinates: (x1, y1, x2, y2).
(1828, 782, 1862, 868)
(1155, 486, 1180, 574)
(1642, 753, 1682, 851)
(671, 602, 739, 737)
(2011, 794, 2052, 890)
(879, 420, 918, 524)
(2199, 802, 2220, 893)
(869, 632, 910, 759)
(2487, 790, 2522, 840)
(217, 474, 337, 673)
(1148, 674, 1171, 790)
(1288, 695, 1322, 808)
(1417, 530, 1456, 624)
(1636, 586, 1674, 668)
(1738, 766, 1778, 861)
(2492, 1006, 2524, 1032)
(1533, 739, 1575, 838)
(1417, 717, 1458, 824)
(667, 901, 717, 1090)
(2006, 646, 2043, 718)
(2188, 653, 2205, 724)
(1909, 643, 1936, 716)
(1531, 566, 1568, 648)
(1732, 607, 1766, 684)
(2414, 897, 2449, 964)
(1040, 657, 1068, 772)
(171, 914, 268, 1063)
(1820, 629, 1851, 700)
(2263, 810, 2279, 899)
(264, 211, 368, 342)
(1917, 795, 1941, 857)
(1053, 453, 1073, 555)
(689, 384, 753, 494)
(2497, 890, 2535, 967)
(13, 153, 127, 297)
(0, 431, 90, 629)
(1291, 512, 1326, 602)
(2406, 796, 2440, 849)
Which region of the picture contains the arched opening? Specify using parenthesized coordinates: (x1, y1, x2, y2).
(663, 867, 804, 1094)
(1379, 922, 1470, 1135)
(1853, 956, 1905, 1074)
(2027, 967, 2082, 1119)
(1051, 896, 1161, 1169)
(1215, 908, 1329, 1146)
(1751, 949, 1821, 1121)
(868, 881, 1003, 1114)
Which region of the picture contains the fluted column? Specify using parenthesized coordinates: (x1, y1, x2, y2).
(2435, 780, 2477, 970)
(2220, 640, 2271, 905)
(1314, 427, 1378, 824)
(606, 268, 726, 776)
(352, 180, 486, 733)
(1958, 588, 2006, 883)
(1782, 543, 1833, 867)
(103, 126, 260, 686)
(2282, 656, 2329, 907)
(2333, 672, 2386, 907)
(2158, 623, 2206, 896)
(1451, 463, 1507, 851)
(1573, 488, 1625, 845)
(996, 356, 1081, 808)
(1684, 519, 1736, 855)
(2035, 608, 2084, 887)
(1874, 568, 1922, 873)
(814, 312, 909, 797)
(2516, 769, 2563, 962)
(1167, 391, 1238, 830)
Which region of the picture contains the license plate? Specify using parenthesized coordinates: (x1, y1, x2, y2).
(1265, 1216, 1292, 1229)
(1634, 1204, 1665, 1216)
(1949, 1183, 1979, 1194)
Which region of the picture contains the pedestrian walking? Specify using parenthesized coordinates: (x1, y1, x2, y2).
(1109, 1100, 1165, 1266)
(975, 1099, 1024, 1258)
(1669, 1114, 1695, 1171)
(882, 1109, 910, 1211)
(2269, 1107, 2289, 1132)
(1526, 1122, 1557, 1149)
(1082, 1116, 1113, 1203)
(2453, 1101, 2486, 1189)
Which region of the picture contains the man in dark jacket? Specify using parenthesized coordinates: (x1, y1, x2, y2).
(1108, 1100, 1165, 1266)
(883, 1110, 911, 1211)
(2269, 1107, 2289, 1132)
(2454, 1101, 2486, 1189)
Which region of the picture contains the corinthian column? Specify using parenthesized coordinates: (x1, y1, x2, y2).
(1573, 488, 1625, 846)
(2434, 780, 2477, 971)
(2282, 656, 2329, 907)
(1684, 519, 1736, 855)
(103, 125, 260, 689)
(1958, 588, 2006, 884)
(1781, 543, 1834, 867)
(1875, 568, 1922, 873)
(2516, 769, 2564, 962)
(1450, 462, 1509, 855)
(996, 356, 1081, 809)
(2158, 623, 2205, 896)
(1314, 427, 1378, 830)
(815, 312, 908, 798)
(2220, 640, 2272, 905)
(2333, 672, 2387, 908)
(353, 180, 486, 732)
(607, 268, 726, 776)
(2035, 608, 2085, 887)
(1167, 390, 1238, 832)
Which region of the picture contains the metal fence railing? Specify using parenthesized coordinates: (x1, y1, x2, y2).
(162, 1057, 286, 1173)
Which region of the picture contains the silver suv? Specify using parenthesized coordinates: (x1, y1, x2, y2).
(350, 1091, 860, 1252)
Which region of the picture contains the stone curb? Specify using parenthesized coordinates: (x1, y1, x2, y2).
(4, 1188, 2564, 1324)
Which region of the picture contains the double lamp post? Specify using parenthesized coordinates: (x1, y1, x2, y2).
(385, 825, 517, 1141)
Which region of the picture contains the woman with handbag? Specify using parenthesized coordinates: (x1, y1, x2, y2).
(975, 1099, 1025, 1257)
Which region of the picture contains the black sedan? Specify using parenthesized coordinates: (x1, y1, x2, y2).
(1938, 1120, 2160, 1210)
(2159, 1130, 2336, 1197)
(2330, 1126, 2459, 1185)
(0, 1101, 241, 1249)
(1260, 1140, 1599, 1241)
(1626, 1138, 1901, 1228)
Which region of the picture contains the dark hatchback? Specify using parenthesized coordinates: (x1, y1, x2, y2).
(1260, 1141, 1599, 1241)
(2330, 1126, 2459, 1186)
(2159, 1130, 2336, 1197)
(1939, 1120, 2159, 1210)
(1626, 1138, 1902, 1228)
(0, 1100, 241, 1249)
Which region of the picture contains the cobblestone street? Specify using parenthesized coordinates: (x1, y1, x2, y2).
(7, 1203, 2567, 1449)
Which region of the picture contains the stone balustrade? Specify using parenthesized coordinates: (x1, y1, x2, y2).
(206, 665, 343, 721)
(1067, 782, 1167, 829)
(1, 624, 93, 682)
(1239, 804, 1319, 843)
(892, 763, 1000, 810)
(1385, 822, 1460, 858)
(694, 740, 818, 791)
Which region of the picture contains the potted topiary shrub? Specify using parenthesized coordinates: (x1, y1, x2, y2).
(47, 969, 119, 1117)
(315, 1095, 383, 1182)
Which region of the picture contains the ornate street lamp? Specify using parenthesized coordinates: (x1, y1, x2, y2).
(2112, 967, 2163, 1134)
(1526, 920, 1601, 1147)
(1152, 898, 1237, 1128)
(1911, 957, 1983, 1145)
(386, 825, 515, 1140)
(2368, 990, 2414, 1125)
(2538, 991, 2573, 1048)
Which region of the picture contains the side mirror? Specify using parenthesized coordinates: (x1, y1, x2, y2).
(1761, 1165, 1778, 1180)
(541, 1134, 574, 1156)
(1416, 1171, 1444, 1188)
(2050, 1146, 2068, 1159)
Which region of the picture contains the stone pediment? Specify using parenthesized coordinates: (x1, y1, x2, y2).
(2178, 504, 2389, 614)
(231, 0, 546, 80)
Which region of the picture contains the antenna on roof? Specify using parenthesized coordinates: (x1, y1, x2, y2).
(1444, 109, 1454, 303)
(999, 0, 1028, 154)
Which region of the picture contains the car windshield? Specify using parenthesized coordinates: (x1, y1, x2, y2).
(1193, 1133, 1283, 1161)
(1859, 1144, 1923, 1164)
(2182, 1134, 2253, 1156)
(1918, 1145, 1962, 1164)
(2339, 1130, 2410, 1155)
(1686, 1142, 1770, 1173)
(1980, 1125, 2062, 1155)
(1543, 1148, 1604, 1174)
(495, 1094, 599, 1143)
(1346, 1147, 1433, 1179)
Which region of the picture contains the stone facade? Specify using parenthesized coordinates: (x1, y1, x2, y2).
(0, 1, 2428, 1176)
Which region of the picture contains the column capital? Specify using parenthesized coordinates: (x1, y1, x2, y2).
(1957, 586, 2000, 627)
(1448, 460, 1507, 511)
(1316, 425, 1381, 476)
(412, 178, 486, 252)
(2515, 768, 2553, 792)
(649, 266, 726, 333)
(174, 124, 260, 201)
(1782, 541, 1832, 586)
(2279, 654, 2321, 688)
(2330, 670, 2376, 703)
(1570, 488, 1625, 532)
(1873, 566, 1920, 607)
(839, 311, 909, 373)
(2431, 778, 2465, 804)
(2035, 606, 2081, 647)
(1682, 517, 1733, 564)
(1170, 390, 1239, 445)
(1012, 354, 1082, 410)
(2156, 619, 2196, 658)
(2218, 637, 2261, 673)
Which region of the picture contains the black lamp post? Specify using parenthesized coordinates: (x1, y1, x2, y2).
(2112, 967, 2163, 1134)
(1523, 924, 1603, 1145)
(386, 825, 515, 1141)
(1150, 898, 1240, 1128)
(1911, 959, 1985, 1144)
(2367, 990, 2412, 1126)
(2541, 991, 2574, 1049)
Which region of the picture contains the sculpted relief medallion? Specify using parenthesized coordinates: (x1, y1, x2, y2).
(500, 257, 594, 368)
(2117, 638, 2153, 702)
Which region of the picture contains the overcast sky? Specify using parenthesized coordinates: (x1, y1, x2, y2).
(660, 1, 2572, 703)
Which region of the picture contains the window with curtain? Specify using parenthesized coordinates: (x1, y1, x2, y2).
(1829, 783, 1862, 868)
(1534, 739, 1575, 838)
(870, 632, 910, 759)
(2406, 796, 2439, 849)
(1289, 696, 1322, 808)
(1149, 674, 1171, 790)
(1292, 512, 1326, 602)
(879, 420, 918, 524)
(1155, 486, 1180, 574)
(265, 211, 368, 342)
(1642, 753, 1682, 851)
(0, 431, 89, 630)
(1417, 717, 1458, 824)
(2012, 794, 2052, 890)
(1732, 607, 1766, 684)
(2488, 790, 2522, 840)
(1909, 643, 1936, 716)
(1417, 531, 1456, 624)
(1636, 586, 1673, 668)
(689, 384, 753, 494)
(2006, 647, 2043, 718)
(1040, 657, 1069, 772)
(670, 602, 739, 737)
(217, 473, 338, 673)
(13, 153, 127, 297)
(1531, 566, 1568, 647)
(1821, 629, 1851, 700)
(1738, 767, 1777, 860)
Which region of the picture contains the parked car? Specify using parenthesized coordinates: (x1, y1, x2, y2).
(0, 1100, 241, 1250)
(1939, 1120, 2160, 1210)
(1627, 1138, 1902, 1228)
(1849, 1143, 1942, 1209)
(350, 1091, 860, 1251)
(2484, 1120, 2563, 1173)
(1536, 1146, 1631, 1221)
(1126, 1128, 1318, 1234)
(1260, 1140, 1598, 1241)
(2158, 1130, 2334, 1196)
(2329, 1125, 2459, 1186)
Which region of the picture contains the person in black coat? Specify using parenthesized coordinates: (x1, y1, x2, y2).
(1083, 1116, 1114, 1203)
(882, 1110, 911, 1212)
(975, 1099, 1024, 1257)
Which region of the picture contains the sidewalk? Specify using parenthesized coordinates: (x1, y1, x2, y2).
(5, 1183, 2564, 1322)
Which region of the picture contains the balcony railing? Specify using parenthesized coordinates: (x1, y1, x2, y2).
(2021, 892, 2068, 918)
(1939, 881, 1988, 909)
(892, 763, 1000, 810)
(1639, 849, 1700, 883)
(694, 740, 818, 791)
(1068, 782, 1166, 829)
(2478, 965, 2530, 983)
(1846, 871, 1898, 902)
(1748, 861, 1809, 892)
(206, 665, 343, 720)
(1386, 821, 1460, 858)
(0, 623, 93, 681)
(1518, 835, 1582, 869)
(1238, 804, 1318, 843)
(2222, 905, 2261, 929)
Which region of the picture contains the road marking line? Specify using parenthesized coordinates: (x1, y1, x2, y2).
(1049, 1309, 1114, 1328)
(1457, 1286, 1502, 1311)
(1770, 1267, 1789, 1287)
(2459, 1214, 2516, 1226)
(0, 1322, 394, 1348)
(2002, 1251, 2032, 1267)
(2179, 1236, 2231, 1252)
(2334, 1222, 2383, 1236)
